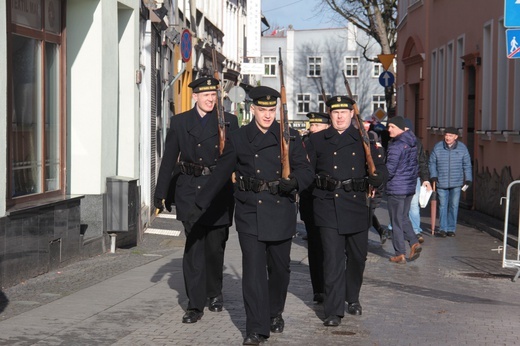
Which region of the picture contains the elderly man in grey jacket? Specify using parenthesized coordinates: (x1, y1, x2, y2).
(429, 127, 472, 237)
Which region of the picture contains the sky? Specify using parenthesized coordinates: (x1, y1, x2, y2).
(261, 0, 342, 31)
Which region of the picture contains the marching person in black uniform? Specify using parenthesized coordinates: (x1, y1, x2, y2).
(154, 77, 239, 324)
(186, 86, 314, 345)
(304, 96, 387, 327)
(299, 112, 330, 304)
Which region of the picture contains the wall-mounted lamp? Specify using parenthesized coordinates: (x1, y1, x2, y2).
(476, 57, 481, 65)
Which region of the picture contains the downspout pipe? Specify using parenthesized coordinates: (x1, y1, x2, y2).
(162, 61, 185, 145)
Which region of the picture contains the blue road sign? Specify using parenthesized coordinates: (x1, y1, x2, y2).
(505, 0, 520, 28)
(379, 71, 395, 87)
(506, 29, 520, 59)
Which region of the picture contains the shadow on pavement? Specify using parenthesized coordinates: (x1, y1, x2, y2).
(0, 291, 8, 314)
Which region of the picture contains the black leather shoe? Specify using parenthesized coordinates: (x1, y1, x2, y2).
(270, 314, 284, 333)
(347, 302, 362, 315)
(243, 333, 267, 345)
(313, 293, 324, 303)
(323, 315, 341, 326)
(182, 309, 203, 323)
(208, 294, 223, 312)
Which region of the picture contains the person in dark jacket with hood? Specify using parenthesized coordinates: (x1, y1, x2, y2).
(386, 116, 421, 264)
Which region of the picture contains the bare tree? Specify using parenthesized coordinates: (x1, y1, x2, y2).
(321, 0, 397, 111)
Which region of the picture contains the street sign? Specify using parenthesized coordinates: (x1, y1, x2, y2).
(377, 54, 395, 71)
(373, 108, 387, 121)
(504, 0, 520, 28)
(378, 71, 395, 87)
(506, 29, 520, 59)
(181, 29, 192, 62)
(228, 86, 246, 103)
(240, 63, 264, 75)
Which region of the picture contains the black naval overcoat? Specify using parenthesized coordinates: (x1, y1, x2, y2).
(196, 120, 314, 241)
(155, 106, 239, 226)
(306, 125, 387, 234)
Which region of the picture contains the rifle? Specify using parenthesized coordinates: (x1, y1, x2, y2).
(341, 70, 377, 177)
(211, 47, 227, 155)
(318, 77, 328, 111)
(278, 47, 291, 179)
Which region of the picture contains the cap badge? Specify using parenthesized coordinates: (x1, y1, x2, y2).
(337, 97, 341, 102)
(266, 95, 271, 100)
(207, 80, 211, 85)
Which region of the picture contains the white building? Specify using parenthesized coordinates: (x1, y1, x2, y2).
(0, 0, 252, 287)
(258, 25, 388, 130)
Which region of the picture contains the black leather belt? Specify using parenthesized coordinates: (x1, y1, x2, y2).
(237, 176, 280, 194)
(177, 161, 215, 177)
(315, 175, 368, 192)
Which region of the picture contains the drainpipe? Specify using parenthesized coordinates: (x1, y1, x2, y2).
(162, 60, 185, 145)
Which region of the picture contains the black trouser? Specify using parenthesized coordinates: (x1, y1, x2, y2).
(238, 232, 292, 337)
(182, 222, 229, 311)
(320, 227, 368, 318)
(304, 220, 324, 295)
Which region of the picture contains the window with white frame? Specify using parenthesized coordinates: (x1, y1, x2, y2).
(297, 94, 311, 113)
(372, 95, 386, 112)
(263, 56, 277, 76)
(344, 57, 359, 77)
(373, 58, 383, 77)
(318, 93, 331, 113)
(308, 56, 321, 77)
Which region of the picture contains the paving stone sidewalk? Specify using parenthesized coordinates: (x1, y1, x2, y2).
(1, 202, 519, 345)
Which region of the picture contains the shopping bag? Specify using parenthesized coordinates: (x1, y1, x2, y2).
(419, 185, 433, 208)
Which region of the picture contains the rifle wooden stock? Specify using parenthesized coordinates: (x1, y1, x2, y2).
(278, 48, 291, 179)
(211, 48, 226, 155)
(342, 70, 377, 176)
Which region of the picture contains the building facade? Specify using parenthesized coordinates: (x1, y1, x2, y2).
(396, 0, 520, 220)
(0, 0, 251, 288)
(259, 26, 388, 131)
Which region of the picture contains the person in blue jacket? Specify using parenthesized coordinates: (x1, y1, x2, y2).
(429, 127, 472, 237)
(385, 116, 421, 264)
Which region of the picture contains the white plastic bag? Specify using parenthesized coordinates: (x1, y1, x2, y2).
(419, 185, 433, 208)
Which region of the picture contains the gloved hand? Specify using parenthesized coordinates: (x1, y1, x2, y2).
(154, 197, 164, 214)
(279, 176, 298, 194)
(430, 177, 438, 185)
(367, 171, 384, 187)
(464, 180, 472, 187)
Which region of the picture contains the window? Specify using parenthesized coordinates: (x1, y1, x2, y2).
(263, 56, 277, 76)
(373, 58, 383, 77)
(372, 95, 386, 113)
(297, 94, 311, 113)
(318, 93, 331, 113)
(344, 57, 359, 77)
(8, 0, 64, 202)
(308, 56, 321, 77)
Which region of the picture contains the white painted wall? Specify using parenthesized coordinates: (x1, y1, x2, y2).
(68, 0, 139, 195)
